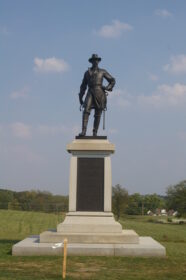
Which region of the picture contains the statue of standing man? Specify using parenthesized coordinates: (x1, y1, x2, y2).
(78, 54, 116, 136)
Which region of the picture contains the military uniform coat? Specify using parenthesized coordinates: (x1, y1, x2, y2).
(79, 67, 115, 111)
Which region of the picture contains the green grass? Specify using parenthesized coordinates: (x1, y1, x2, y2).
(0, 210, 186, 280)
(0, 209, 65, 240)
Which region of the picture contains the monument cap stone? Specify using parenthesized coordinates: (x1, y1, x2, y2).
(66, 138, 115, 154)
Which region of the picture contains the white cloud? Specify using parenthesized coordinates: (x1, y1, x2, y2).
(108, 89, 131, 107)
(37, 124, 80, 136)
(138, 83, 186, 106)
(108, 89, 121, 99)
(155, 9, 172, 18)
(148, 73, 159, 81)
(1, 122, 78, 140)
(0, 141, 45, 166)
(34, 57, 69, 73)
(107, 84, 186, 109)
(10, 145, 45, 164)
(116, 97, 131, 107)
(37, 124, 68, 135)
(164, 54, 186, 74)
(11, 122, 32, 139)
(96, 20, 133, 38)
(10, 87, 29, 99)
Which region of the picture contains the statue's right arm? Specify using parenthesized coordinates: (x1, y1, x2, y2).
(79, 72, 88, 104)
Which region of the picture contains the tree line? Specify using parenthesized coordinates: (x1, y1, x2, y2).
(112, 180, 186, 219)
(0, 180, 185, 217)
(0, 189, 68, 213)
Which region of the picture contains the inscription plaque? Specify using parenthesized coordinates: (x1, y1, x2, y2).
(77, 158, 104, 211)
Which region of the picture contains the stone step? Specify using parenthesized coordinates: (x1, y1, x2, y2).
(12, 236, 166, 257)
(40, 229, 139, 244)
(57, 212, 123, 233)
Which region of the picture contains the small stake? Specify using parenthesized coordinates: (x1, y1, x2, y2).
(52, 241, 67, 279)
(63, 238, 68, 279)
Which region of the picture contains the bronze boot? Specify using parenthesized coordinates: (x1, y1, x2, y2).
(79, 112, 89, 136)
(93, 114, 101, 136)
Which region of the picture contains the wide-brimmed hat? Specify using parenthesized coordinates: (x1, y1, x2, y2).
(88, 54, 101, 63)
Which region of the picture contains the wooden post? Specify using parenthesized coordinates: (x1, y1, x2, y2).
(62, 238, 68, 279)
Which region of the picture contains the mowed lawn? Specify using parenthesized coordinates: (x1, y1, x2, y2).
(0, 210, 186, 280)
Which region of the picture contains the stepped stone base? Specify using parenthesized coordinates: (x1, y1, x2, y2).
(12, 236, 166, 257)
(57, 212, 122, 233)
(40, 229, 139, 244)
(11, 138, 166, 258)
(40, 212, 139, 244)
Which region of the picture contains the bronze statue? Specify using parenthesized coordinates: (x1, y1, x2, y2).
(78, 54, 115, 136)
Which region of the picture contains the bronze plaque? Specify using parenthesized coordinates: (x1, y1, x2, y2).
(77, 158, 104, 211)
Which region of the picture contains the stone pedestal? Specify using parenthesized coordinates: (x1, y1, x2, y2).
(12, 137, 166, 257)
(40, 137, 138, 244)
(67, 137, 114, 213)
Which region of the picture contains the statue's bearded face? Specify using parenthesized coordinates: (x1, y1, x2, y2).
(92, 60, 99, 67)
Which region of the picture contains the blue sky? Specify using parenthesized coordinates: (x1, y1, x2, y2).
(0, 0, 186, 195)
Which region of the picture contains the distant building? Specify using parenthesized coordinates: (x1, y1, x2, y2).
(172, 211, 178, 217)
(168, 209, 175, 216)
(147, 208, 177, 216)
(155, 208, 161, 216)
(147, 210, 153, 216)
(161, 209, 167, 216)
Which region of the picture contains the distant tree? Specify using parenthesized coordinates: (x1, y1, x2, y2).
(166, 180, 186, 216)
(125, 193, 143, 215)
(0, 188, 69, 213)
(144, 194, 165, 212)
(112, 184, 128, 220)
(8, 198, 21, 210)
(0, 189, 14, 209)
(52, 195, 68, 212)
(126, 193, 166, 215)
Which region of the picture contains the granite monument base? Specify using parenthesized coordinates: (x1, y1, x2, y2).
(12, 236, 166, 257)
(12, 138, 166, 257)
(40, 212, 139, 244)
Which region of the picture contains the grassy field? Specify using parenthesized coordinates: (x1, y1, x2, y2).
(0, 210, 186, 280)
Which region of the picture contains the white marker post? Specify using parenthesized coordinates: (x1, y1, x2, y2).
(52, 239, 68, 279)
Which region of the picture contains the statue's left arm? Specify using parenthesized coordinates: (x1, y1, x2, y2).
(103, 70, 116, 91)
